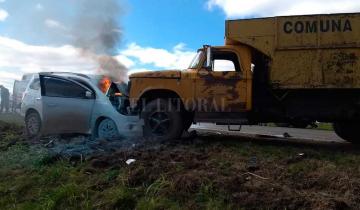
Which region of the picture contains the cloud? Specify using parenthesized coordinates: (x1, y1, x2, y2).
(207, 0, 360, 18)
(0, 9, 8, 21)
(0, 36, 98, 90)
(0, 36, 197, 91)
(44, 19, 67, 30)
(122, 43, 196, 70)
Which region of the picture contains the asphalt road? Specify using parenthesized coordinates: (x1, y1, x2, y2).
(191, 123, 346, 143)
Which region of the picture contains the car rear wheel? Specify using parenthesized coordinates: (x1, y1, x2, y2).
(25, 112, 42, 139)
(141, 99, 183, 141)
(333, 122, 360, 144)
(97, 118, 121, 140)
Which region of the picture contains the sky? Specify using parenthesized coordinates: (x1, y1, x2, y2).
(1, 0, 360, 91)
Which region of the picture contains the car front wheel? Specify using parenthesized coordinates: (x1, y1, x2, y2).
(97, 118, 121, 140)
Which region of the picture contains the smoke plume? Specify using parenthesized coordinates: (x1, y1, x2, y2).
(72, 0, 127, 82)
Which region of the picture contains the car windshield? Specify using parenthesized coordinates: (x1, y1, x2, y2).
(188, 50, 204, 69)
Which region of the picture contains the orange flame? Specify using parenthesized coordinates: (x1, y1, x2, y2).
(99, 76, 112, 93)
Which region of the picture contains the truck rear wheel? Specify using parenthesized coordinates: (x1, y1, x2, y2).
(333, 122, 360, 144)
(141, 99, 184, 141)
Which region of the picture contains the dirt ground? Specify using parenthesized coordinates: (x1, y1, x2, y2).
(1, 120, 360, 210)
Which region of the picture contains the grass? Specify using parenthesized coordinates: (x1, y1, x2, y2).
(1, 121, 360, 209)
(315, 123, 333, 131)
(266, 122, 334, 131)
(0, 112, 24, 126)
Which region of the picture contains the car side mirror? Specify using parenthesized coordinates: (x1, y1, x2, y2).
(85, 91, 93, 99)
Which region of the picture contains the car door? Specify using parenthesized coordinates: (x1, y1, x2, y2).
(196, 49, 247, 113)
(39, 75, 95, 135)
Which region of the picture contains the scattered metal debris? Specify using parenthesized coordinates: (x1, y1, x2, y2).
(243, 172, 269, 180)
(247, 156, 259, 171)
(126, 159, 136, 165)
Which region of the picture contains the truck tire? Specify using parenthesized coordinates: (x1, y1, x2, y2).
(141, 99, 184, 141)
(333, 122, 360, 144)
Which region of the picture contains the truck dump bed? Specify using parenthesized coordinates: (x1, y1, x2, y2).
(226, 13, 360, 89)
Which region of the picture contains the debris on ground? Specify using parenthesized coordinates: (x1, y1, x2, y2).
(246, 156, 259, 171)
(39, 133, 143, 158)
(126, 159, 136, 165)
(283, 132, 292, 138)
(274, 132, 292, 138)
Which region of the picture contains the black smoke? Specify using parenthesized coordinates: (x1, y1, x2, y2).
(72, 0, 128, 82)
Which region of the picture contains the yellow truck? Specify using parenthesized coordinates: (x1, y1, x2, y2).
(125, 13, 360, 143)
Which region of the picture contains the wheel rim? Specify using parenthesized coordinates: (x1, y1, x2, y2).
(148, 112, 170, 136)
(98, 119, 119, 139)
(27, 115, 40, 136)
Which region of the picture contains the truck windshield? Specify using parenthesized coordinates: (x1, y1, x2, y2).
(188, 50, 204, 69)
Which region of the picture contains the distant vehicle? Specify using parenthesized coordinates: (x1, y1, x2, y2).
(21, 72, 141, 139)
(12, 73, 36, 112)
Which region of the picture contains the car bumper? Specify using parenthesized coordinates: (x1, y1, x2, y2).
(115, 115, 143, 138)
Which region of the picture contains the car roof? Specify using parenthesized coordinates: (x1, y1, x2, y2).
(40, 72, 105, 82)
(40, 72, 91, 79)
(38, 72, 108, 91)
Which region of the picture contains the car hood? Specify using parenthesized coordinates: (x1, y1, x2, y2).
(129, 70, 181, 79)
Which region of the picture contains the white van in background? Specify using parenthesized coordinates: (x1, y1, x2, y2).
(12, 73, 36, 112)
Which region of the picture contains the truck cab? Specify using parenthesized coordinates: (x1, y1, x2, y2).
(128, 45, 253, 140)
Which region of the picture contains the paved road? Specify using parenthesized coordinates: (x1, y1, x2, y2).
(191, 123, 346, 143)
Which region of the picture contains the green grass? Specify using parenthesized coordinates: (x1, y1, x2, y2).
(315, 123, 333, 131)
(266, 122, 334, 131)
(0, 113, 24, 126)
(1, 122, 360, 209)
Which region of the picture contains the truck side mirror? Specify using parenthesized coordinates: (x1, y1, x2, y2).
(205, 46, 212, 70)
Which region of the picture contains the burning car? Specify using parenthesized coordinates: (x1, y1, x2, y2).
(21, 72, 141, 140)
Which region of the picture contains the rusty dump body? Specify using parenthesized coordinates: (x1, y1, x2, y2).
(128, 12, 360, 138)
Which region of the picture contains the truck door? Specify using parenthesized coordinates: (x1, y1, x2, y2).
(195, 49, 247, 113)
(39, 75, 95, 135)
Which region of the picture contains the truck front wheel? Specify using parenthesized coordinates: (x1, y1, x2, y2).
(333, 122, 360, 144)
(141, 99, 184, 141)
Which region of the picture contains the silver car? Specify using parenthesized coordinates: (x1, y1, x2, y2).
(21, 72, 141, 139)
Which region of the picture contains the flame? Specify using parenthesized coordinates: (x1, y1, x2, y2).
(99, 76, 112, 93)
